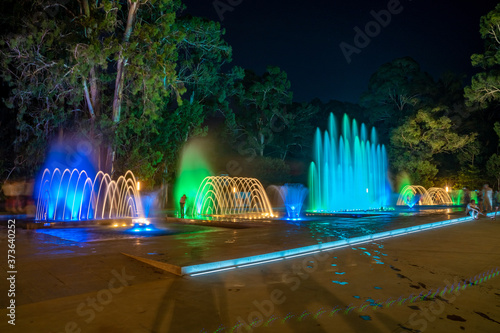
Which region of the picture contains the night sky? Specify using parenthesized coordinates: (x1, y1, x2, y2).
(182, 0, 499, 103)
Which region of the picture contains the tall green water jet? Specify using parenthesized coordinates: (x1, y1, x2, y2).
(174, 140, 213, 217)
(451, 189, 463, 205)
(397, 172, 412, 194)
(308, 113, 389, 211)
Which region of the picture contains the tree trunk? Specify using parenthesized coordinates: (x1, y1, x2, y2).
(259, 132, 264, 156)
(83, 79, 95, 118)
(82, 0, 90, 17)
(109, 1, 140, 173)
(90, 67, 100, 116)
(81, 0, 102, 171)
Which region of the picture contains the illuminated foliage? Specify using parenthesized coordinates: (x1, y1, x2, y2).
(0, 0, 239, 184)
(390, 108, 476, 187)
(230, 66, 293, 157)
(465, 4, 500, 107)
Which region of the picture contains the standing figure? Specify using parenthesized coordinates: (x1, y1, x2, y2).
(483, 184, 493, 213)
(180, 194, 187, 218)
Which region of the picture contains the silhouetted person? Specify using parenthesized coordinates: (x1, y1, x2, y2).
(180, 194, 187, 218)
(483, 184, 493, 212)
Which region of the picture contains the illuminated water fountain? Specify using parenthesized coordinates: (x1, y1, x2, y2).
(427, 187, 453, 205)
(397, 185, 453, 207)
(174, 140, 213, 218)
(268, 184, 309, 218)
(449, 189, 464, 205)
(309, 113, 389, 212)
(397, 185, 432, 207)
(193, 176, 274, 218)
(36, 169, 144, 221)
(141, 190, 159, 218)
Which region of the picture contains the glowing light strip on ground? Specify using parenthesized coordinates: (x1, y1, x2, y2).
(238, 258, 283, 268)
(190, 266, 236, 277)
(186, 214, 484, 277)
(287, 251, 320, 258)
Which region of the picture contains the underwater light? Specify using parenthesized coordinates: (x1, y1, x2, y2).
(132, 218, 150, 225)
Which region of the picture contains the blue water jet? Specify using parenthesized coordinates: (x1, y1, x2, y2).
(308, 113, 389, 211)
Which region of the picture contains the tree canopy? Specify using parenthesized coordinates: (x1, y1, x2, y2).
(1, 1, 500, 194)
(360, 57, 435, 138)
(0, 0, 239, 185)
(465, 3, 500, 108)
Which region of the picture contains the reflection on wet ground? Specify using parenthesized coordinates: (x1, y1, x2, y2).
(24, 207, 469, 269)
(283, 207, 465, 244)
(28, 207, 467, 246)
(34, 223, 220, 243)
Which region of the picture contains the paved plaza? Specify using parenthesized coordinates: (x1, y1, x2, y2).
(1, 209, 499, 332)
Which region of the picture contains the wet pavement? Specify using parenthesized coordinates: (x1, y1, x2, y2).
(0, 207, 499, 333)
(0, 207, 472, 271)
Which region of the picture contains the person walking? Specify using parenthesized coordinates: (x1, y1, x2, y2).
(180, 194, 187, 218)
